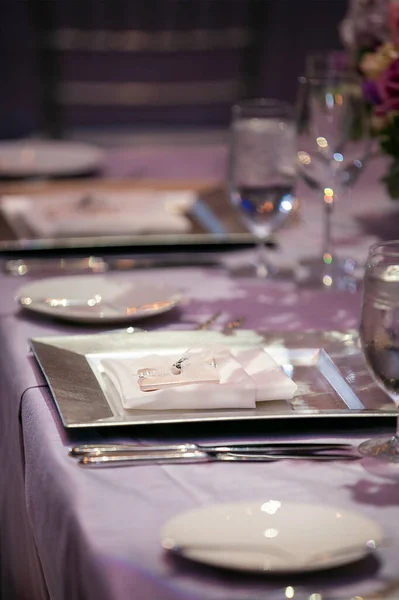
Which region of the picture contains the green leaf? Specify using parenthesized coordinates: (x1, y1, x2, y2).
(381, 159, 399, 199)
(379, 114, 399, 157)
(380, 137, 399, 156)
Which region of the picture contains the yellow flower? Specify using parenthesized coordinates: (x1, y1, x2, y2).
(371, 113, 388, 132)
(360, 42, 399, 80)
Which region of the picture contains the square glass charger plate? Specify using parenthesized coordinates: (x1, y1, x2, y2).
(30, 329, 395, 429)
(0, 182, 257, 254)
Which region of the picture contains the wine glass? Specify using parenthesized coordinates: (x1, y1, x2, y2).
(358, 241, 399, 461)
(228, 98, 298, 278)
(296, 60, 371, 290)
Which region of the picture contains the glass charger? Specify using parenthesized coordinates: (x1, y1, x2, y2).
(0, 181, 259, 257)
(29, 329, 395, 429)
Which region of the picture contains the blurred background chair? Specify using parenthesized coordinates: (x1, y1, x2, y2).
(1, 0, 348, 141)
(1, 1, 40, 138)
(28, 0, 270, 138)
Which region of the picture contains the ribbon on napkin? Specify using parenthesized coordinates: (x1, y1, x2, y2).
(100, 345, 297, 411)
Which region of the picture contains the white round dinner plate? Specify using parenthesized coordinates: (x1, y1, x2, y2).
(161, 500, 383, 573)
(0, 140, 104, 177)
(16, 274, 183, 324)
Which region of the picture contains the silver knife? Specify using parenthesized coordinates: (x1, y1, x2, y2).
(78, 449, 359, 466)
(70, 441, 354, 457)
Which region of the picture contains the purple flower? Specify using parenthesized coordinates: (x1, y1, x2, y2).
(377, 57, 399, 115)
(363, 79, 381, 104)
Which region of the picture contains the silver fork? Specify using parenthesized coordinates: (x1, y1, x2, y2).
(194, 311, 222, 330)
(194, 312, 246, 334)
(221, 316, 246, 335)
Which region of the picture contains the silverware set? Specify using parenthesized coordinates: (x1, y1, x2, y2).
(4, 254, 221, 277)
(70, 441, 359, 467)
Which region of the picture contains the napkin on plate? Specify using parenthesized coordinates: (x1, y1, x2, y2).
(100, 345, 297, 411)
(1, 190, 193, 238)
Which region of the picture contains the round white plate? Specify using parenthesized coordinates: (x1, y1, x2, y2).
(0, 140, 104, 177)
(16, 274, 182, 324)
(161, 500, 383, 573)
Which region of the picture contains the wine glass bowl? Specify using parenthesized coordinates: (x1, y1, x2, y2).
(228, 98, 298, 278)
(358, 241, 399, 461)
(298, 77, 370, 187)
(230, 184, 297, 241)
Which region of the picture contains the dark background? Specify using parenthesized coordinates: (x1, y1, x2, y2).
(0, 0, 348, 139)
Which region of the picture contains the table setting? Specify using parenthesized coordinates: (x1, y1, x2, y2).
(2, 225, 399, 600)
(3, 10, 399, 600)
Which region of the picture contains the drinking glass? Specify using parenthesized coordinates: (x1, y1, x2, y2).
(228, 99, 298, 278)
(297, 61, 371, 289)
(358, 241, 399, 461)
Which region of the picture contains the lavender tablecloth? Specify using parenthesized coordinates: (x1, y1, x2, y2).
(1, 267, 399, 600)
(1, 145, 399, 600)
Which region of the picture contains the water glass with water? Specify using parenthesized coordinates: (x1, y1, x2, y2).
(359, 241, 399, 461)
(228, 98, 297, 278)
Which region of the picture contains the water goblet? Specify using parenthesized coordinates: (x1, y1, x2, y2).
(228, 98, 298, 278)
(358, 241, 399, 461)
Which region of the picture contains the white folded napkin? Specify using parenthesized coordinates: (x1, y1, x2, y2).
(233, 347, 298, 402)
(101, 345, 297, 411)
(1, 190, 194, 238)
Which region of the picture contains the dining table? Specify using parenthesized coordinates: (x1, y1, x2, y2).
(0, 138, 399, 600)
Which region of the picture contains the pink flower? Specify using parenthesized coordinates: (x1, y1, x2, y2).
(340, 0, 390, 50)
(376, 57, 399, 115)
(389, 1, 399, 45)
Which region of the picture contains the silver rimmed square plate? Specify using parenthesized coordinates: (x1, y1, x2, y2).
(30, 329, 395, 429)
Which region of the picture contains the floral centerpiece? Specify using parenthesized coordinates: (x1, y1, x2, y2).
(340, 0, 399, 198)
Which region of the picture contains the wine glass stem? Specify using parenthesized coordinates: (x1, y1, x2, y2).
(321, 181, 337, 284)
(323, 199, 334, 257)
(256, 240, 274, 278)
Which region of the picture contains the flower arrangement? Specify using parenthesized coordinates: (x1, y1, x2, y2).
(340, 0, 399, 198)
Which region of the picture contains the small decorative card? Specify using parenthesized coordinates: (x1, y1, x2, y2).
(137, 348, 219, 391)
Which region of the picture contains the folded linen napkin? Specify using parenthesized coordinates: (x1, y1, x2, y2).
(233, 347, 298, 402)
(2, 191, 193, 238)
(100, 345, 297, 411)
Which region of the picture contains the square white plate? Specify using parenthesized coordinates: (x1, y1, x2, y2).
(29, 329, 395, 429)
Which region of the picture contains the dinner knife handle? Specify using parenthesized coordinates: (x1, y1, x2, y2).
(78, 450, 210, 466)
(70, 443, 198, 456)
